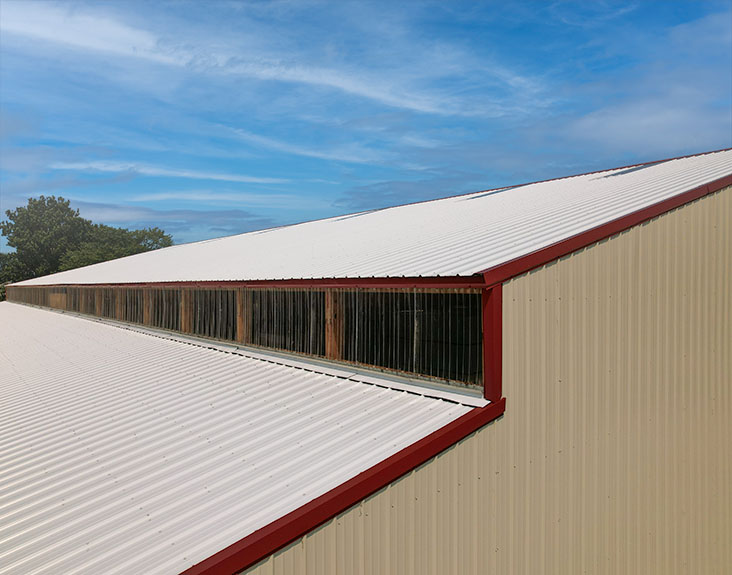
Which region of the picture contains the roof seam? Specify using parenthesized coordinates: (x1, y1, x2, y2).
(1, 301, 477, 574)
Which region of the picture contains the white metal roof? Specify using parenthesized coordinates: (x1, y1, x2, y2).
(14, 149, 732, 286)
(0, 302, 474, 574)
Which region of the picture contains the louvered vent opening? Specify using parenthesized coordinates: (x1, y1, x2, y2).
(150, 289, 181, 332)
(7, 285, 483, 389)
(339, 290, 482, 386)
(191, 289, 237, 341)
(247, 289, 326, 356)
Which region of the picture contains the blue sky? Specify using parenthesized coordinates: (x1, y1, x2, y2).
(1, 1, 731, 248)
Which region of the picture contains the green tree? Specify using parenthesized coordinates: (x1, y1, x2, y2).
(0, 196, 90, 280)
(0, 252, 16, 300)
(59, 224, 172, 271)
(0, 196, 173, 289)
(1, 252, 21, 282)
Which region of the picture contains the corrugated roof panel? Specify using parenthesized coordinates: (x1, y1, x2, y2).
(0, 303, 473, 574)
(15, 149, 732, 286)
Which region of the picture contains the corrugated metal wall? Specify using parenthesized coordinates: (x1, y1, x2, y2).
(244, 187, 732, 575)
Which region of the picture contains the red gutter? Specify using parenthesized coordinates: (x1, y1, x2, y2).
(180, 398, 506, 575)
(481, 173, 732, 287)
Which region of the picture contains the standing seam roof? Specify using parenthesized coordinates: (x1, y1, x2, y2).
(14, 149, 732, 286)
(0, 303, 473, 575)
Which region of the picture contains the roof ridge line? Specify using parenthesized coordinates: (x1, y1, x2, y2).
(318, 146, 732, 214)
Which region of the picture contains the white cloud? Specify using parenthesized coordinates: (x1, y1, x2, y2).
(50, 161, 288, 184)
(67, 199, 277, 240)
(132, 190, 285, 203)
(548, 2, 639, 28)
(220, 59, 468, 116)
(568, 101, 731, 156)
(129, 190, 331, 210)
(565, 10, 732, 156)
(224, 126, 386, 163)
(0, 1, 540, 117)
(0, 2, 183, 65)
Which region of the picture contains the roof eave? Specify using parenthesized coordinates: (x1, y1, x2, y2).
(180, 398, 506, 575)
(480, 172, 732, 287)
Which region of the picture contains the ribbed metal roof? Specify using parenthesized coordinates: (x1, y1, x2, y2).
(15, 149, 732, 286)
(0, 302, 473, 574)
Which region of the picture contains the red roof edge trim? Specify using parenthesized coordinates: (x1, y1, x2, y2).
(180, 398, 506, 575)
(481, 173, 732, 287)
(11, 276, 487, 290)
(482, 284, 502, 402)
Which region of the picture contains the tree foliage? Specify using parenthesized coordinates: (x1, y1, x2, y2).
(1, 196, 89, 280)
(0, 196, 173, 291)
(59, 224, 172, 271)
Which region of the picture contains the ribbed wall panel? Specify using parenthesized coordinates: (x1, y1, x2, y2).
(245, 186, 731, 575)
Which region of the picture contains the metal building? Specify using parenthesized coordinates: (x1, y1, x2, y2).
(2, 149, 731, 574)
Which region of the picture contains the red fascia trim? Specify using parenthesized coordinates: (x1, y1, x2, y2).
(12, 276, 487, 290)
(481, 174, 732, 287)
(180, 398, 506, 575)
(481, 285, 502, 402)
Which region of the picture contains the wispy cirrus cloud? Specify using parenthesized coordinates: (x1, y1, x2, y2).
(50, 161, 288, 184)
(218, 58, 492, 117)
(70, 199, 276, 240)
(0, 1, 183, 65)
(0, 1, 543, 117)
(223, 126, 387, 164)
(130, 190, 332, 210)
(2, 1, 729, 251)
(546, 1, 640, 28)
(564, 10, 732, 156)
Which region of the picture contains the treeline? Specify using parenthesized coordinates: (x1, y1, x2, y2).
(1, 196, 172, 299)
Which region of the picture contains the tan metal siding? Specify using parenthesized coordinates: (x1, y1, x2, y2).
(244, 187, 732, 575)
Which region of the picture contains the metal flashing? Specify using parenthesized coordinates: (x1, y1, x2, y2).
(480, 174, 732, 286)
(180, 399, 506, 575)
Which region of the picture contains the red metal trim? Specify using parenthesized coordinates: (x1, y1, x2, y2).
(12, 276, 486, 290)
(481, 174, 732, 287)
(179, 398, 506, 575)
(481, 284, 503, 402)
